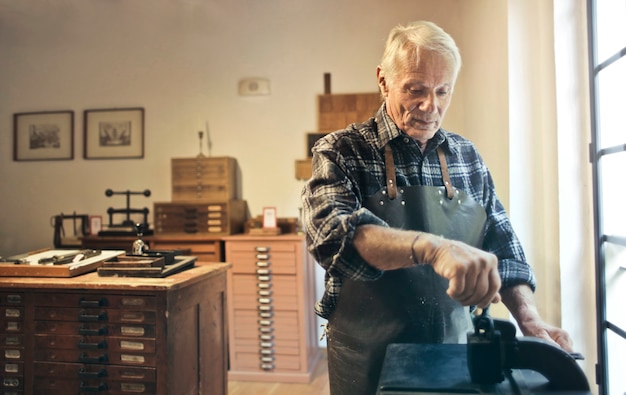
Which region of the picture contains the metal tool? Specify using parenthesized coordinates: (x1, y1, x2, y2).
(38, 249, 102, 265)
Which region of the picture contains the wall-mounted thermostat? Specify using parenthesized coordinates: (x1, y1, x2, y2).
(238, 78, 270, 96)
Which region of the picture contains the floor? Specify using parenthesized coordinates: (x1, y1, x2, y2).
(228, 352, 330, 395)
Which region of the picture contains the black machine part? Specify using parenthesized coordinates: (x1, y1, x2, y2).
(467, 307, 589, 392)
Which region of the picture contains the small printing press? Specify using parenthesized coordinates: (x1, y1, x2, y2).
(377, 308, 591, 395)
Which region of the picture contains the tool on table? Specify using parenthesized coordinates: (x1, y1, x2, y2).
(38, 249, 102, 265)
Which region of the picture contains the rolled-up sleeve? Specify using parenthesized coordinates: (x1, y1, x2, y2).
(302, 147, 387, 282)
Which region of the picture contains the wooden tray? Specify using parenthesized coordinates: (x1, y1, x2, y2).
(0, 249, 124, 277)
(97, 256, 197, 278)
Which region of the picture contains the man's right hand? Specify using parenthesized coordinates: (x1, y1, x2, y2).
(413, 234, 501, 308)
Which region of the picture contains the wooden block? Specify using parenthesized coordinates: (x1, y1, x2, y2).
(295, 159, 312, 181)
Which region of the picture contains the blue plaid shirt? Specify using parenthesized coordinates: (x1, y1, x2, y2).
(302, 104, 536, 319)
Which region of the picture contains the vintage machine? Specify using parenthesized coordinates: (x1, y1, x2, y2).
(99, 188, 153, 236)
(376, 307, 591, 394)
(51, 212, 90, 248)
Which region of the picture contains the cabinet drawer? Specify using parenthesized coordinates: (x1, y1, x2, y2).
(35, 321, 155, 338)
(34, 335, 156, 354)
(35, 308, 156, 325)
(35, 361, 157, 395)
(232, 310, 300, 341)
(34, 376, 157, 395)
(32, 294, 156, 310)
(228, 243, 298, 274)
(232, 351, 302, 372)
(232, 274, 298, 310)
(35, 361, 156, 381)
(35, 348, 157, 367)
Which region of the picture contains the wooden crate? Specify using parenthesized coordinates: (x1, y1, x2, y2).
(154, 200, 249, 235)
(171, 156, 240, 202)
(317, 92, 381, 132)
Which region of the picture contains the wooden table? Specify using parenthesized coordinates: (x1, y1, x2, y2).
(0, 262, 230, 394)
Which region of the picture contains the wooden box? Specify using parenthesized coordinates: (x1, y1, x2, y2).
(317, 92, 381, 132)
(154, 200, 249, 235)
(171, 156, 240, 202)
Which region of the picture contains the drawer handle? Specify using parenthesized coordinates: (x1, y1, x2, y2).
(78, 339, 108, 349)
(259, 334, 274, 341)
(259, 312, 273, 319)
(255, 247, 270, 253)
(260, 355, 275, 363)
(255, 253, 270, 260)
(258, 290, 273, 297)
(258, 305, 272, 312)
(78, 310, 108, 322)
(2, 377, 20, 388)
(80, 381, 109, 391)
(256, 261, 271, 268)
(257, 283, 272, 289)
(78, 367, 107, 378)
(78, 325, 108, 336)
(257, 275, 272, 282)
(258, 297, 273, 304)
(260, 348, 274, 355)
(258, 319, 273, 326)
(260, 363, 275, 370)
(79, 352, 108, 363)
(259, 341, 274, 348)
(79, 297, 107, 308)
(259, 327, 274, 334)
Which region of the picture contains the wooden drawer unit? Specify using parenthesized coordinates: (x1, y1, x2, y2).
(154, 200, 248, 235)
(224, 234, 321, 383)
(171, 156, 240, 202)
(0, 264, 230, 394)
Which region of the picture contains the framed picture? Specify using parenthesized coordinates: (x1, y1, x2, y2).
(89, 215, 103, 235)
(13, 110, 74, 161)
(262, 207, 277, 229)
(84, 107, 144, 159)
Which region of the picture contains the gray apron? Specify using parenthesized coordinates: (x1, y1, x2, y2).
(327, 145, 488, 395)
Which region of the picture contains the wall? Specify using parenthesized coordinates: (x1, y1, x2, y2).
(0, 0, 491, 256)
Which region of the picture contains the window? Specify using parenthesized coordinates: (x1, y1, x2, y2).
(587, 1, 626, 394)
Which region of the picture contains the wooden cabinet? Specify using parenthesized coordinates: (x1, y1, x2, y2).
(171, 157, 240, 202)
(0, 263, 229, 394)
(81, 234, 225, 262)
(224, 234, 321, 383)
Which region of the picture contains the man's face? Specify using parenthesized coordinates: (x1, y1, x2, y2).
(377, 49, 455, 146)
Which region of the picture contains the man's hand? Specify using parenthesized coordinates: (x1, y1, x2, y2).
(501, 285, 574, 352)
(414, 234, 502, 308)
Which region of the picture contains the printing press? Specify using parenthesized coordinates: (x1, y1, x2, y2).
(376, 308, 591, 395)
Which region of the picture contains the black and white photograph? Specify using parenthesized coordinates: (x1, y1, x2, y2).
(84, 107, 144, 159)
(13, 110, 74, 161)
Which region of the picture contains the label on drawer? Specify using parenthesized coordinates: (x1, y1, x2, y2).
(121, 354, 145, 364)
(122, 297, 146, 307)
(121, 326, 146, 336)
(120, 340, 145, 351)
(121, 383, 147, 393)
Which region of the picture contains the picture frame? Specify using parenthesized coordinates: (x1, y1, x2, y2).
(262, 207, 278, 229)
(13, 110, 74, 161)
(84, 107, 144, 159)
(89, 215, 103, 235)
